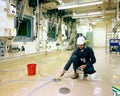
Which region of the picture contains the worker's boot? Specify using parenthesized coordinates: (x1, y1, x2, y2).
(60, 70, 66, 77)
(71, 73, 78, 79)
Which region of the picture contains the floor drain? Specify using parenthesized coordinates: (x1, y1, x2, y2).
(52, 78, 61, 82)
(59, 87, 71, 94)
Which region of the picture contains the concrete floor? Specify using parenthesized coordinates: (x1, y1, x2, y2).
(0, 48, 119, 96)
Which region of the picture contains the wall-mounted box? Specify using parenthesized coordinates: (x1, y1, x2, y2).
(0, 27, 16, 37)
(4, 28, 16, 37)
(5, 4, 16, 16)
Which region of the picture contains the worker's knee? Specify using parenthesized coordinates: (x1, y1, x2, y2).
(84, 66, 96, 74)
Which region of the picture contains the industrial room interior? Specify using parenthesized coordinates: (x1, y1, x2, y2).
(0, 0, 120, 96)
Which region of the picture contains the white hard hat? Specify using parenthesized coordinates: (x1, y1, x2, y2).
(77, 37, 85, 45)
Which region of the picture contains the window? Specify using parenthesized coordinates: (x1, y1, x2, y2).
(14, 15, 34, 42)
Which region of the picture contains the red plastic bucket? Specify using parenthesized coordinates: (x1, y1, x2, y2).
(27, 64, 37, 76)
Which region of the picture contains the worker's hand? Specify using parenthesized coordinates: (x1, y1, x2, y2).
(80, 65, 86, 70)
(60, 70, 66, 77)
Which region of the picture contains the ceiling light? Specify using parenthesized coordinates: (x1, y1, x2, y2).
(57, 1, 103, 10)
(72, 11, 103, 19)
(72, 15, 102, 19)
(57, 0, 64, 4)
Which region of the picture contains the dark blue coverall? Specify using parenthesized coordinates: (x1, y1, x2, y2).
(64, 46, 96, 74)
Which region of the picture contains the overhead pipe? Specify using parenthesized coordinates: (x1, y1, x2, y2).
(107, 0, 111, 10)
(17, 0, 27, 33)
(117, 2, 119, 21)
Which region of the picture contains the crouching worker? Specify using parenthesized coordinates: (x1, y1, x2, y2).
(60, 37, 96, 79)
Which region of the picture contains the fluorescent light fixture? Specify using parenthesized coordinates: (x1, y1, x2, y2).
(57, 1, 103, 10)
(58, 4, 78, 10)
(72, 14, 102, 19)
(88, 11, 102, 15)
(57, 0, 64, 4)
(72, 11, 103, 19)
